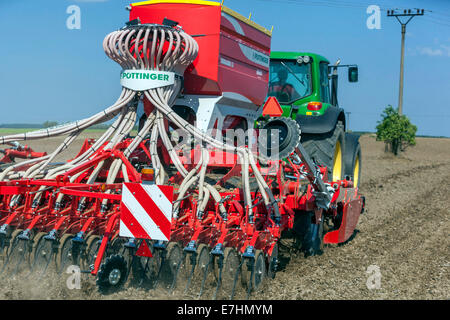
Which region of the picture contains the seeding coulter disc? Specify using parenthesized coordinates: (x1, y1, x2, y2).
(2, 229, 28, 275)
(253, 250, 267, 291)
(216, 247, 240, 299)
(241, 249, 267, 293)
(183, 244, 211, 295)
(56, 234, 75, 273)
(30, 232, 47, 265)
(32, 233, 57, 276)
(159, 242, 183, 289)
(131, 243, 161, 289)
(267, 243, 279, 280)
(83, 235, 101, 271)
(172, 250, 194, 293)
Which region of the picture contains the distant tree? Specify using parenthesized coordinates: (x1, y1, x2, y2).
(376, 106, 417, 155)
(43, 121, 58, 128)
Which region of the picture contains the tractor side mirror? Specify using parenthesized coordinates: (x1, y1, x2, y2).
(348, 66, 359, 83)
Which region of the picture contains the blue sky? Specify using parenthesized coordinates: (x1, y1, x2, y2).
(0, 0, 449, 136)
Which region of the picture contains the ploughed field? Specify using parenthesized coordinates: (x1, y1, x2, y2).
(0, 133, 448, 300)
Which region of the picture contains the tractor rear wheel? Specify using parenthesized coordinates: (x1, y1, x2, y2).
(301, 121, 345, 182)
(343, 133, 362, 188)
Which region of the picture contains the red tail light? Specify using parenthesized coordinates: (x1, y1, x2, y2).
(307, 102, 323, 111)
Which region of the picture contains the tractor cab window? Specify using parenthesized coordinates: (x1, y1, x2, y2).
(268, 60, 312, 104)
(319, 62, 331, 104)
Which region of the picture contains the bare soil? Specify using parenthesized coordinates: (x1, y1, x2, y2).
(0, 134, 449, 300)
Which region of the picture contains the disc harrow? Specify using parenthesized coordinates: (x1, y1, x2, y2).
(0, 2, 364, 300)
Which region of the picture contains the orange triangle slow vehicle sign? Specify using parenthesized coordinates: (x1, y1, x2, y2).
(136, 240, 153, 258)
(262, 97, 284, 117)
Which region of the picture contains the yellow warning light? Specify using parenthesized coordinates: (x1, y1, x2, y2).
(141, 168, 155, 175)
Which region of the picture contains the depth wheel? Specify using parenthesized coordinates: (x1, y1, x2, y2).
(96, 254, 128, 295)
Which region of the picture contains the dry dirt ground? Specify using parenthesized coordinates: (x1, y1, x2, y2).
(0, 134, 448, 300)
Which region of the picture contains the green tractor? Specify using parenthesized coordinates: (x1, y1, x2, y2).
(260, 52, 361, 187)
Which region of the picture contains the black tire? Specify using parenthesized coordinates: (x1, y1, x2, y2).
(343, 133, 362, 188)
(301, 121, 345, 182)
(261, 117, 301, 159)
(96, 254, 128, 295)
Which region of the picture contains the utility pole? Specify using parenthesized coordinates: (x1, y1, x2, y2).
(387, 9, 424, 116)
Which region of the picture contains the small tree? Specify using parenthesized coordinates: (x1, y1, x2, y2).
(376, 106, 417, 155)
(43, 121, 58, 128)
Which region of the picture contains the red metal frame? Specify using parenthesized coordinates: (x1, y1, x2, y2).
(0, 145, 47, 164)
(0, 133, 363, 282)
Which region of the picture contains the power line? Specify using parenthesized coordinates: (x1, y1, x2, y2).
(253, 0, 419, 12)
(253, 0, 450, 29)
(254, 0, 376, 10)
(422, 16, 450, 28)
(350, 112, 450, 119)
(429, 10, 450, 20)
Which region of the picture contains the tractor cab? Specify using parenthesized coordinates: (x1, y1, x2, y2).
(262, 51, 361, 187)
(268, 52, 358, 121)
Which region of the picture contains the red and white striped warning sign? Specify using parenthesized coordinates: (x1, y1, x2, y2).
(120, 183, 174, 241)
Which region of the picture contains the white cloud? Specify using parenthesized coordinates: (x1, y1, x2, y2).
(418, 47, 443, 56)
(440, 45, 450, 55)
(411, 44, 450, 57)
